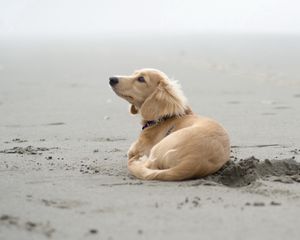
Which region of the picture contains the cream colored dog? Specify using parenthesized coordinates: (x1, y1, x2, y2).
(109, 69, 230, 181)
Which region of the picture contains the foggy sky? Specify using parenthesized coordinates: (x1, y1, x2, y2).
(1, 0, 300, 39)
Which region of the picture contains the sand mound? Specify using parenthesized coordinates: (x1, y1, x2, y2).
(204, 156, 300, 187)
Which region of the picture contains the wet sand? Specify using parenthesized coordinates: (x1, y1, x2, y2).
(0, 34, 300, 239)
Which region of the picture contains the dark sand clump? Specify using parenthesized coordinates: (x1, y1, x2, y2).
(0, 214, 55, 237)
(0, 146, 51, 155)
(205, 156, 300, 187)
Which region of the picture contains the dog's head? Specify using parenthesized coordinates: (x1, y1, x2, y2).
(109, 68, 188, 120)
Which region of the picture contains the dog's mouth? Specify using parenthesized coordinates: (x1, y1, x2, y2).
(120, 94, 133, 101)
(115, 91, 134, 102)
(110, 85, 134, 102)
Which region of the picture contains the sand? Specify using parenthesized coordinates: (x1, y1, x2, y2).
(0, 34, 300, 240)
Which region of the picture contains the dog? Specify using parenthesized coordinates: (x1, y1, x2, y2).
(109, 68, 230, 181)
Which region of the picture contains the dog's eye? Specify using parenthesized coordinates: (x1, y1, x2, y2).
(137, 76, 145, 83)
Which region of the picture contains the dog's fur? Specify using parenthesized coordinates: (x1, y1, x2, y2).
(109, 68, 230, 181)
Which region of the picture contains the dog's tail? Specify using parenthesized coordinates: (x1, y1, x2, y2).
(128, 160, 199, 181)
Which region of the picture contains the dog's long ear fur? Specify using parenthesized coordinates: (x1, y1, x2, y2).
(130, 104, 139, 114)
(140, 80, 188, 120)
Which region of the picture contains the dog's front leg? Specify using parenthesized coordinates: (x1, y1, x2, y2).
(127, 140, 140, 160)
(127, 140, 150, 164)
(128, 148, 144, 164)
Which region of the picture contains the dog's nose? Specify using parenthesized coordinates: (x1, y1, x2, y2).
(109, 77, 119, 86)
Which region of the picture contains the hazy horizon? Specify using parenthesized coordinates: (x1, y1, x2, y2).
(1, 0, 300, 40)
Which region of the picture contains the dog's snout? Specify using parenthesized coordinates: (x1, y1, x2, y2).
(109, 77, 119, 86)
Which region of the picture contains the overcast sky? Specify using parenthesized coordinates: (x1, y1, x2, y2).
(1, 0, 300, 39)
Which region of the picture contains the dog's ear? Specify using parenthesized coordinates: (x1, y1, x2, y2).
(140, 81, 187, 120)
(129, 104, 139, 114)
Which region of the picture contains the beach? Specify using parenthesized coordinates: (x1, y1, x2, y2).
(0, 34, 300, 240)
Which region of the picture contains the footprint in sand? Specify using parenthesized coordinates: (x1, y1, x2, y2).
(273, 106, 290, 110)
(92, 137, 127, 142)
(0, 214, 55, 237)
(41, 199, 84, 209)
(45, 122, 66, 126)
(293, 93, 300, 98)
(227, 100, 240, 104)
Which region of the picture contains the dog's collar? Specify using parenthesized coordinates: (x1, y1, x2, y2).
(142, 115, 175, 130)
(142, 120, 157, 130)
(141, 108, 192, 130)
